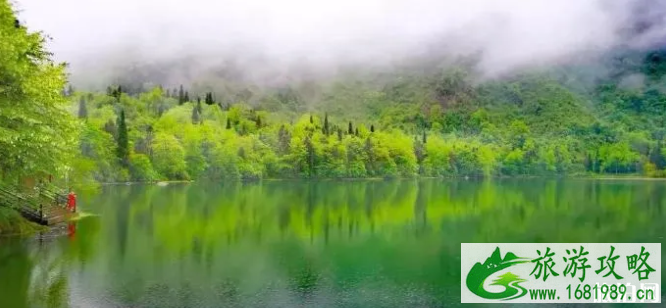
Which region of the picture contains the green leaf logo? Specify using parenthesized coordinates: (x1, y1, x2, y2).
(466, 247, 530, 300)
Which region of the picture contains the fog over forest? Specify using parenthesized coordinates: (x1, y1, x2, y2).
(14, 0, 666, 88)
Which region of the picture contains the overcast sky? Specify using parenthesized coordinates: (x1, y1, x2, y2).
(12, 0, 666, 85)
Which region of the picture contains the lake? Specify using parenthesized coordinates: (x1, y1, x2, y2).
(1, 179, 664, 307)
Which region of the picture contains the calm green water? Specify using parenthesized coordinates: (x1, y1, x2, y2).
(0, 179, 664, 307)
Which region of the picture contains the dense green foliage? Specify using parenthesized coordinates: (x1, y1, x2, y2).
(0, 1, 75, 183)
(70, 56, 666, 182)
(3, 0, 666, 184)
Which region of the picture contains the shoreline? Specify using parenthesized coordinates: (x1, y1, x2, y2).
(0, 207, 47, 238)
(582, 176, 666, 181)
(4, 175, 664, 238)
(85, 174, 666, 186)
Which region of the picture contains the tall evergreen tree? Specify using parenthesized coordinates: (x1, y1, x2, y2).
(414, 136, 425, 173)
(309, 114, 314, 124)
(355, 128, 359, 136)
(192, 100, 201, 124)
(110, 86, 122, 101)
(348, 121, 353, 134)
(337, 128, 343, 141)
(205, 92, 215, 105)
(370, 125, 375, 133)
(178, 85, 185, 104)
(364, 137, 375, 175)
(226, 118, 231, 129)
(116, 109, 129, 164)
(422, 131, 427, 144)
(277, 125, 291, 155)
(305, 136, 315, 177)
(184, 91, 190, 103)
(323, 113, 329, 135)
(78, 96, 88, 119)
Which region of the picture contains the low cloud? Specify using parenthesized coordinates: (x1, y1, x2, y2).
(14, 0, 666, 87)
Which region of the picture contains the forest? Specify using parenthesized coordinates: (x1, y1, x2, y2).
(69, 53, 666, 182)
(3, 0, 666, 185)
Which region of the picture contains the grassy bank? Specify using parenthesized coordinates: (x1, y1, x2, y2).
(0, 207, 44, 236)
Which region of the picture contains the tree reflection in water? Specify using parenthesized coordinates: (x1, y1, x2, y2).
(0, 179, 664, 307)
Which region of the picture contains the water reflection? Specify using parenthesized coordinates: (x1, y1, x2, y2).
(1, 179, 665, 307)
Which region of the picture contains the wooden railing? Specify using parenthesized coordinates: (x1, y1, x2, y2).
(0, 184, 68, 225)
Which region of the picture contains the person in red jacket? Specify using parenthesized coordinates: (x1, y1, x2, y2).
(67, 189, 77, 213)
